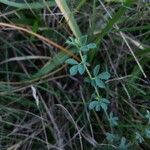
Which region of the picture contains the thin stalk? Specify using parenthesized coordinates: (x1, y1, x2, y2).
(79, 51, 100, 97)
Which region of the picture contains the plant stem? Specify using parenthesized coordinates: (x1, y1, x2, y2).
(79, 51, 100, 97)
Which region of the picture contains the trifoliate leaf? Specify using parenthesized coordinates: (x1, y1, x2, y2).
(74, 38, 80, 46)
(70, 65, 78, 76)
(98, 71, 110, 80)
(78, 64, 85, 75)
(66, 58, 78, 65)
(93, 65, 100, 76)
(95, 78, 105, 88)
(89, 98, 110, 112)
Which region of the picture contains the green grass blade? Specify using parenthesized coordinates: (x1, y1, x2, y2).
(55, 0, 82, 39)
(32, 52, 68, 78)
(0, 0, 56, 9)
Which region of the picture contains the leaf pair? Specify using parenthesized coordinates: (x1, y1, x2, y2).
(89, 98, 110, 111)
(66, 58, 85, 76)
(91, 65, 110, 88)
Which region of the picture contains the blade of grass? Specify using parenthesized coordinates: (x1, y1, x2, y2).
(89, 0, 133, 62)
(0, 0, 56, 9)
(113, 25, 150, 32)
(55, 0, 82, 39)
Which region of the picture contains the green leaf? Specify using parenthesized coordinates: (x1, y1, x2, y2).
(101, 98, 110, 104)
(93, 65, 100, 76)
(0, 0, 56, 9)
(95, 104, 101, 111)
(89, 101, 99, 110)
(87, 43, 96, 49)
(135, 132, 144, 144)
(82, 55, 87, 62)
(145, 129, 150, 138)
(106, 133, 119, 143)
(79, 35, 87, 46)
(66, 58, 78, 65)
(89, 98, 110, 112)
(100, 98, 110, 111)
(70, 65, 78, 75)
(91, 79, 96, 87)
(80, 45, 89, 52)
(118, 137, 130, 150)
(98, 71, 110, 80)
(95, 78, 105, 88)
(78, 64, 85, 75)
(145, 110, 150, 124)
(80, 43, 96, 52)
(109, 112, 119, 127)
(66, 37, 76, 46)
(100, 102, 108, 111)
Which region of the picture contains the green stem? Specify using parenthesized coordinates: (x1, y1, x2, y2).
(79, 51, 100, 97)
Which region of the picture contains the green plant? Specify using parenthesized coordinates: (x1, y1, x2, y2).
(65, 35, 119, 136)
